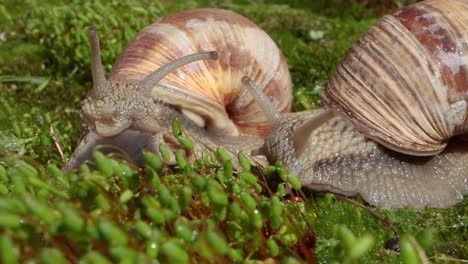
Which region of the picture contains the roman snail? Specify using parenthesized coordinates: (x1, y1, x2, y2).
(249, 0, 468, 208)
(64, 8, 292, 171)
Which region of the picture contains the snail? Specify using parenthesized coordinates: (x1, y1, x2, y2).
(249, 0, 468, 208)
(65, 8, 292, 171)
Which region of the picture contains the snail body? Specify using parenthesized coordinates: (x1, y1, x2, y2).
(65, 8, 292, 171)
(255, 0, 468, 208)
(259, 109, 468, 208)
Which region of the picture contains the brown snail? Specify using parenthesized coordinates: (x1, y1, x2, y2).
(65, 8, 292, 170)
(252, 0, 468, 208)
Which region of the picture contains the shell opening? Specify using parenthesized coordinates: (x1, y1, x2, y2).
(86, 28, 108, 99)
(241, 76, 281, 127)
(137, 51, 219, 96)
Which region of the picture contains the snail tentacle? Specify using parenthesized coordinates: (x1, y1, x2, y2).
(241, 76, 281, 127)
(86, 28, 108, 99)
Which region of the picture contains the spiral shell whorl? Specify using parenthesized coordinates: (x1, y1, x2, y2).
(109, 8, 292, 137)
(322, 0, 468, 155)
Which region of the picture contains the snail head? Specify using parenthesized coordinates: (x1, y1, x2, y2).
(82, 28, 218, 137)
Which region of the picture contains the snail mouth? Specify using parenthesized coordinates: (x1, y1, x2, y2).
(63, 129, 159, 173)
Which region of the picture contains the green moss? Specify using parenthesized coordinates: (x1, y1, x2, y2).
(310, 195, 468, 263)
(0, 0, 466, 262)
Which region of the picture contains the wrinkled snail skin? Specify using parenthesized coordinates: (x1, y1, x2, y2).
(65, 8, 291, 171)
(260, 109, 468, 209)
(257, 0, 468, 209)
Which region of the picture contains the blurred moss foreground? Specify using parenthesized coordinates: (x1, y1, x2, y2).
(0, 0, 466, 263)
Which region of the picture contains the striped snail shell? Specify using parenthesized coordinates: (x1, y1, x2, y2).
(322, 0, 468, 156)
(109, 8, 292, 137)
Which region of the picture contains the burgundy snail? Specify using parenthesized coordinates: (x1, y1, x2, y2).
(252, 0, 468, 208)
(65, 8, 292, 171)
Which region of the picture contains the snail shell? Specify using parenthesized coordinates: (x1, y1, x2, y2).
(322, 0, 468, 155)
(65, 8, 291, 171)
(109, 8, 292, 137)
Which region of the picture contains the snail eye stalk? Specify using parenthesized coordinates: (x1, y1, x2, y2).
(241, 76, 280, 127)
(86, 28, 108, 99)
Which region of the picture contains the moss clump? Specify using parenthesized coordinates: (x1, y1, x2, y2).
(0, 143, 318, 262)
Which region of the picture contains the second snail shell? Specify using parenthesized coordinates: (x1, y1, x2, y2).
(109, 8, 292, 137)
(322, 0, 468, 155)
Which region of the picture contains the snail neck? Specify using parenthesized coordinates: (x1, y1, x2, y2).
(260, 109, 376, 178)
